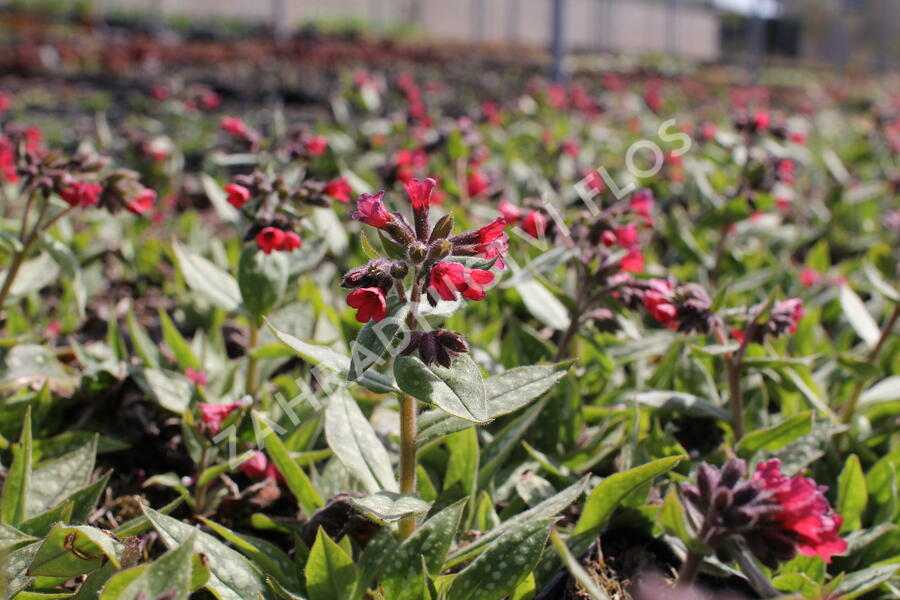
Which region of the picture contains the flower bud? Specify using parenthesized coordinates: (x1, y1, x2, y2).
(389, 261, 409, 280)
(429, 213, 455, 242)
(408, 241, 428, 264)
(425, 239, 452, 263)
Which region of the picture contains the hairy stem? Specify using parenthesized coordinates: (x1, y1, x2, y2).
(675, 549, 704, 587)
(398, 393, 418, 539)
(245, 319, 260, 397)
(840, 304, 900, 423)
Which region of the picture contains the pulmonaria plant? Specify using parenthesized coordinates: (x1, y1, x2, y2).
(677, 458, 847, 588)
(342, 177, 505, 367)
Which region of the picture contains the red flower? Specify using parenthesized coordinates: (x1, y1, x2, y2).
(800, 267, 822, 287)
(600, 230, 616, 247)
(560, 140, 580, 157)
(225, 183, 251, 209)
(498, 199, 522, 224)
(240, 451, 285, 484)
(200, 90, 221, 110)
(60, 181, 103, 208)
(197, 399, 251, 436)
(522, 211, 547, 238)
(187, 367, 209, 387)
(753, 111, 770, 131)
(305, 136, 328, 156)
(614, 224, 640, 248)
(475, 217, 507, 245)
(753, 459, 847, 563)
(630, 189, 655, 217)
(473, 217, 509, 269)
(351, 191, 391, 228)
(125, 188, 156, 215)
(467, 170, 490, 197)
(404, 177, 437, 210)
(281, 231, 302, 252)
(0, 137, 18, 183)
(429, 262, 494, 302)
(324, 178, 352, 203)
(0, 92, 10, 113)
(701, 122, 717, 141)
(220, 116, 247, 137)
(620, 248, 645, 273)
(643, 279, 677, 327)
(789, 131, 806, 145)
(584, 170, 605, 194)
(347, 287, 387, 323)
(775, 298, 804, 333)
(151, 85, 169, 101)
(256, 227, 286, 254)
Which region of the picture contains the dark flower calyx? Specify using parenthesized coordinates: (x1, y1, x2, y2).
(401, 329, 469, 368)
(341, 258, 395, 291)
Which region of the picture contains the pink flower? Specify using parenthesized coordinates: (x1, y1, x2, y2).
(125, 189, 156, 215)
(800, 267, 822, 287)
(0, 137, 18, 183)
(0, 92, 10, 113)
(239, 451, 285, 484)
(198, 403, 247, 436)
(186, 367, 209, 387)
(351, 191, 391, 228)
(790, 131, 806, 145)
(620, 248, 645, 273)
(753, 459, 848, 563)
(324, 178, 352, 203)
(474, 217, 509, 269)
(753, 111, 770, 131)
(600, 230, 616, 247)
(60, 181, 103, 208)
(467, 170, 490, 197)
(256, 227, 285, 254)
(560, 140, 580, 157)
(220, 116, 247, 137)
(701, 122, 717, 141)
(200, 90, 221, 110)
(404, 177, 437, 211)
(475, 217, 507, 245)
(498, 199, 522, 224)
(225, 184, 251, 209)
(643, 279, 676, 327)
(614, 224, 640, 248)
(630, 189, 655, 217)
(584, 170, 605, 194)
(305, 136, 328, 156)
(281, 231, 302, 252)
(151, 85, 168, 101)
(775, 298, 804, 333)
(347, 287, 387, 323)
(429, 262, 494, 302)
(522, 211, 547, 238)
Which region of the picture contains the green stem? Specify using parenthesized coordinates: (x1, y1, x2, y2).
(245, 319, 260, 397)
(840, 304, 900, 423)
(675, 549, 704, 587)
(194, 446, 211, 514)
(398, 393, 418, 539)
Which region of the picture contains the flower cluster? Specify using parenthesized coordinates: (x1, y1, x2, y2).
(635, 278, 718, 334)
(732, 298, 804, 344)
(342, 177, 505, 366)
(681, 458, 847, 569)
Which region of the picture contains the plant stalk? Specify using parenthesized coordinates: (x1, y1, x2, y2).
(245, 319, 260, 397)
(675, 549, 704, 587)
(398, 393, 418, 539)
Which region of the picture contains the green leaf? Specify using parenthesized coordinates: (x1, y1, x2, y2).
(864, 447, 900, 505)
(198, 517, 300, 593)
(27, 435, 97, 518)
(447, 519, 550, 600)
(238, 246, 289, 320)
(324, 391, 397, 494)
(29, 524, 122, 577)
(446, 478, 587, 568)
(514, 279, 570, 331)
(141, 506, 272, 600)
(0, 523, 36, 553)
(628, 391, 729, 421)
(352, 527, 398, 600)
(126, 307, 161, 368)
(574, 456, 685, 536)
(839, 285, 881, 348)
(172, 242, 241, 312)
(659, 487, 706, 554)
(478, 398, 547, 487)
(256, 413, 324, 515)
(43, 233, 87, 317)
(306, 528, 357, 600)
(863, 262, 900, 303)
(832, 564, 899, 598)
(394, 355, 488, 423)
(548, 528, 609, 600)
(347, 492, 431, 525)
(381, 500, 467, 599)
(347, 296, 409, 381)
(2, 407, 32, 526)
(836, 455, 867, 533)
(98, 532, 198, 600)
(135, 368, 193, 414)
(860, 376, 900, 406)
(736, 412, 813, 458)
(157, 309, 200, 370)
